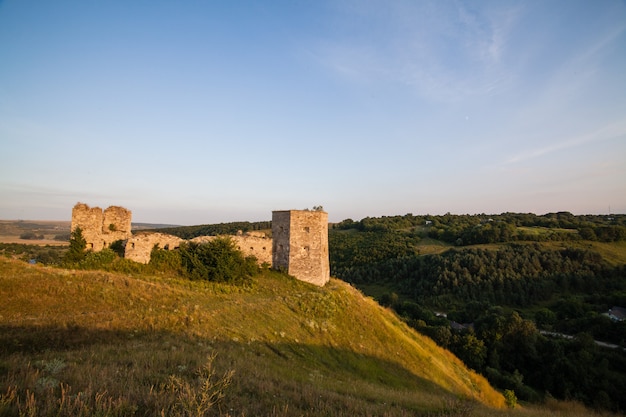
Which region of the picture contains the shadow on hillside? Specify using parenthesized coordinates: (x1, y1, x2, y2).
(0, 324, 131, 354)
(0, 323, 494, 415)
(1, 323, 450, 395)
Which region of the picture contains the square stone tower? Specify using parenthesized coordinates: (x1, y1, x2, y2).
(272, 210, 330, 286)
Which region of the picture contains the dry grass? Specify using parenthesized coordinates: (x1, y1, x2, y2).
(0, 257, 616, 416)
(586, 241, 626, 265)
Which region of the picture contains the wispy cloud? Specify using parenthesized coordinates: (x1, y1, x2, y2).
(504, 120, 626, 164)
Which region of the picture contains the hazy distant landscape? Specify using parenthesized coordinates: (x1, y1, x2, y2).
(0, 220, 71, 245)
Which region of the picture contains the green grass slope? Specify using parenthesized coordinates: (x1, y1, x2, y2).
(2, 256, 598, 416)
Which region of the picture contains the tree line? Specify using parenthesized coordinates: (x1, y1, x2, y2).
(149, 221, 272, 240)
(333, 212, 626, 244)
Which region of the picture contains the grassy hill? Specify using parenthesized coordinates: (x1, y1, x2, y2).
(1, 257, 614, 416)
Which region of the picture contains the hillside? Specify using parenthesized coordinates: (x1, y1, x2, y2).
(0, 256, 511, 416)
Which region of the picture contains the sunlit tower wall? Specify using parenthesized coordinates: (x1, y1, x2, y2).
(71, 203, 104, 251)
(272, 210, 330, 287)
(71, 203, 132, 251)
(102, 206, 132, 247)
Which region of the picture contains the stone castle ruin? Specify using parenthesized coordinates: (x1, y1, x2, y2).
(71, 203, 330, 286)
(71, 203, 132, 251)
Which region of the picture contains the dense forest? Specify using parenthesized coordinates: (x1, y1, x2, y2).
(329, 212, 626, 412)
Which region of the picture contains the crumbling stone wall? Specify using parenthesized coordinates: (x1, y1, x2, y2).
(233, 234, 272, 265)
(71, 203, 132, 251)
(125, 232, 183, 264)
(125, 232, 272, 265)
(103, 206, 131, 235)
(272, 210, 329, 286)
(191, 232, 272, 266)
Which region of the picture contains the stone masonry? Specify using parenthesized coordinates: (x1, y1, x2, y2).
(124, 232, 184, 264)
(71, 203, 132, 251)
(272, 210, 330, 287)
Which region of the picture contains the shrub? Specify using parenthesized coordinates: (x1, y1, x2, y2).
(149, 245, 183, 275)
(109, 240, 126, 257)
(179, 238, 258, 284)
(0, 243, 65, 265)
(79, 248, 117, 269)
(108, 258, 144, 274)
(504, 389, 517, 409)
(33, 248, 64, 266)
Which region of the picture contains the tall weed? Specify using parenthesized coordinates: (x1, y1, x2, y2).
(166, 353, 234, 416)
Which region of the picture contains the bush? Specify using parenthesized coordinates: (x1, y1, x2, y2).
(33, 248, 64, 266)
(79, 249, 117, 269)
(109, 240, 126, 257)
(0, 243, 65, 265)
(504, 389, 517, 409)
(149, 245, 183, 275)
(179, 237, 258, 284)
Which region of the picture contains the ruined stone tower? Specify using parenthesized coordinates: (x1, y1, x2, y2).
(71, 203, 132, 251)
(272, 210, 330, 286)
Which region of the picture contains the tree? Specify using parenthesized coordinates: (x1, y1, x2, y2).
(63, 227, 87, 265)
(453, 331, 487, 371)
(534, 308, 557, 329)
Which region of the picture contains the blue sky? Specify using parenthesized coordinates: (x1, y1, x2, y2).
(1, 0, 625, 224)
